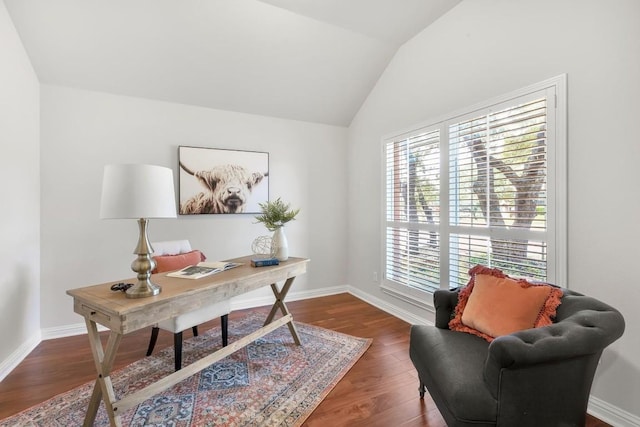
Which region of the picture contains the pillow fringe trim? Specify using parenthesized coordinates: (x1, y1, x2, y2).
(448, 264, 563, 342)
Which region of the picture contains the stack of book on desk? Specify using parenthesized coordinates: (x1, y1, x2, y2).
(251, 258, 280, 267)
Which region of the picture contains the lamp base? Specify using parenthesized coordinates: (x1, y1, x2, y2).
(125, 280, 161, 298)
(125, 218, 161, 299)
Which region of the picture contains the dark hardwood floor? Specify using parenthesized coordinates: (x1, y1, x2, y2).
(0, 293, 610, 426)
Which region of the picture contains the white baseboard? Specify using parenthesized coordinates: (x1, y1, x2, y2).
(41, 322, 108, 340)
(346, 285, 433, 326)
(38, 286, 349, 342)
(39, 286, 351, 341)
(230, 285, 349, 311)
(2, 284, 638, 426)
(0, 331, 41, 382)
(589, 395, 640, 427)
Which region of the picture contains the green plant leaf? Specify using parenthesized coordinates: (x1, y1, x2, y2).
(254, 197, 300, 231)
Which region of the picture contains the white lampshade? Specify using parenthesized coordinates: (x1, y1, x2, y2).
(100, 164, 177, 219)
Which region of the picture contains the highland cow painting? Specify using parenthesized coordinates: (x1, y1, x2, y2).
(178, 146, 269, 215)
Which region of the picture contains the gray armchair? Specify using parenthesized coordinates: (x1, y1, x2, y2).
(410, 288, 625, 427)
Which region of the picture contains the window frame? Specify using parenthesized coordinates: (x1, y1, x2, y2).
(380, 75, 567, 309)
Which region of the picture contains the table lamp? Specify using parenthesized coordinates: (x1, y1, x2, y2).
(100, 164, 177, 298)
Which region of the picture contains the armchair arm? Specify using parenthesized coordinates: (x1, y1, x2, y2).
(484, 305, 625, 397)
(433, 289, 459, 329)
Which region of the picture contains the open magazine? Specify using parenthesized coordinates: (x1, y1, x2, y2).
(167, 261, 241, 279)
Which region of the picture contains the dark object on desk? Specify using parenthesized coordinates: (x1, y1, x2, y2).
(409, 287, 625, 427)
(110, 283, 133, 292)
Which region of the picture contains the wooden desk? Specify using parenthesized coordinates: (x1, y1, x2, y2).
(66, 255, 309, 427)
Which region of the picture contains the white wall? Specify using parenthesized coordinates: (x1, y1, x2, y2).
(0, 2, 40, 376)
(347, 0, 640, 422)
(40, 85, 348, 330)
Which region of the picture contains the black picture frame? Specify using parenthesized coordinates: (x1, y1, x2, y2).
(178, 146, 269, 215)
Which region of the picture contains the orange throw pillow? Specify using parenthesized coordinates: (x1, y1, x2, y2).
(153, 250, 206, 273)
(449, 265, 563, 342)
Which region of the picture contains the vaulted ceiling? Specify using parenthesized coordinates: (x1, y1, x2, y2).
(4, 0, 460, 126)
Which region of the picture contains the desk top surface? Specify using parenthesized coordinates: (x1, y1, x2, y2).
(67, 256, 309, 332)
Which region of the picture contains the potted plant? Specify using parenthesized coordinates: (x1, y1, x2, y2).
(255, 198, 300, 261)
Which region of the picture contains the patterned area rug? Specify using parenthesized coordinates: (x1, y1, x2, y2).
(1, 314, 371, 426)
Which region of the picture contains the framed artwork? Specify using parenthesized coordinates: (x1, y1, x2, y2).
(178, 146, 269, 215)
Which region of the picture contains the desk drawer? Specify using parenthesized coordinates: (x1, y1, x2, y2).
(74, 300, 120, 331)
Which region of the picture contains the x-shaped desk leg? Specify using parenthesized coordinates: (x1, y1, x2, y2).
(264, 277, 301, 345)
(83, 318, 123, 427)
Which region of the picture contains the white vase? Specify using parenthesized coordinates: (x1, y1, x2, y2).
(272, 227, 289, 261)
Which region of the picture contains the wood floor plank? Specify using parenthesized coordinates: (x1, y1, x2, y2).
(0, 293, 610, 426)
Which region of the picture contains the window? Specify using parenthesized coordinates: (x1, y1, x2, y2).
(382, 76, 566, 307)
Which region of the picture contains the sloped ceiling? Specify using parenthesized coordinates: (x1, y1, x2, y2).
(3, 0, 460, 126)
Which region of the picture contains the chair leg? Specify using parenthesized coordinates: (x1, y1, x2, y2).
(173, 331, 183, 371)
(146, 327, 160, 356)
(170, 315, 228, 371)
(221, 314, 229, 347)
(419, 380, 426, 399)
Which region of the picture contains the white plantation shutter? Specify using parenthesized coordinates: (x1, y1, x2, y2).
(448, 97, 549, 287)
(385, 129, 441, 293)
(382, 76, 566, 301)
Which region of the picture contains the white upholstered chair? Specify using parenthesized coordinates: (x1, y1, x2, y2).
(146, 240, 230, 371)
